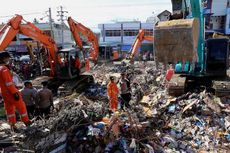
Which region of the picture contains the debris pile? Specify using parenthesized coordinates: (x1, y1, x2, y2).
(84, 84, 107, 100)
(19, 91, 229, 152)
(21, 94, 109, 152)
(0, 62, 230, 152)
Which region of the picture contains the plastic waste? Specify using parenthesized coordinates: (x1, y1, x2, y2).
(225, 133, 230, 141)
(145, 144, 155, 153)
(168, 105, 176, 113)
(129, 138, 136, 152)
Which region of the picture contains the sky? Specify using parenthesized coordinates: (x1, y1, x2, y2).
(0, 0, 172, 28)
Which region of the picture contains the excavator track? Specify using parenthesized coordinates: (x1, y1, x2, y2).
(212, 80, 230, 97)
(167, 75, 230, 97)
(58, 73, 94, 96)
(168, 74, 186, 96)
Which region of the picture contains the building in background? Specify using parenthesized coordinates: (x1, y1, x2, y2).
(98, 21, 153, 59)
(0, 22, 74, 56)
(157, 10, 171, 21)
(169, 0, 229, 35)
(19, 22, 74, 48)
(202, 0, 230, 35)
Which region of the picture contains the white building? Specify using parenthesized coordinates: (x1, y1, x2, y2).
(18, 22, 74, 48)
(170, 0, 229, 34)
(203, 0, 229, 34)
(98, 21, 153, 52)
(1, 22, 74, 54)
(157, 10, 171, 21)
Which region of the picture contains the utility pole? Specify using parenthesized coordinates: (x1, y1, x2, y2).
(40, 8, 54, 39)
(48, 8, 54, 39)
(57, 6, 68, 48)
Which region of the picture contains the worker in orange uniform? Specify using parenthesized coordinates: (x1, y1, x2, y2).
(113, 51, 119, 60)
(165, 64, 174, 87)
(107, 76, 119, 112)
(85, 58, 90, 72)
(0, 51, 31, 130)
(75, 55, 81, 76)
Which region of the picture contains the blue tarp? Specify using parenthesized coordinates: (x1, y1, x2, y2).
(121, 45, 141, 52)
(6, 45, 27, 52)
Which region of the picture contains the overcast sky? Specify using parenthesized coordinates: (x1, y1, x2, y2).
(0, 0, 172, 28)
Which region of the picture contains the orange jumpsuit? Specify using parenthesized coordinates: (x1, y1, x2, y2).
(85, 59, 90, 72)
(0, 65, 29, 124)
(75, 58, 81, 69)
(113, 51, 119, 60)
(165, 68, 174, 81)
(107, 81, 119, 111)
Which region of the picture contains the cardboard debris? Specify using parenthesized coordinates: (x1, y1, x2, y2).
(204, 96, 221, 114)
(182, 99, 199, 113)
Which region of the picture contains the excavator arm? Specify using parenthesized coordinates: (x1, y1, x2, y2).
(0, 15, 22, 50)
(67, 17, 83, 50)
(0, 15, 58, 76)
(67, 17, 99, 61)
(26, 42, 35, 64)
(130, 29, 154, 59)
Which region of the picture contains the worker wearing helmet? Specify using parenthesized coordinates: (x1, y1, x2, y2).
(75, 54, 81, 76)
(165, 64, 174, 87)
(107, 76, 119, 111)
(0, 51, 30, 130)
(165, 64, 174, 82)
(85, 58, 90, 72)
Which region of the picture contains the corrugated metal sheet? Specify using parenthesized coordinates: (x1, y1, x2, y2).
(6, 45, 27, 52)
(121, 44, 132, 51)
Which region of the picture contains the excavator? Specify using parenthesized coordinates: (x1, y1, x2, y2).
(122, 29, 153, 64)
(25, 42, 35, 64)
(129, 29, 154, 61)
(0, 15, 57, 77)
(67, 17, 99, 62)
(0, 15, 93, 94)
(154, 0, 230, 97)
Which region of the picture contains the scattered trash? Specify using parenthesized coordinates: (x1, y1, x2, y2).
(0, 62, 230, 152)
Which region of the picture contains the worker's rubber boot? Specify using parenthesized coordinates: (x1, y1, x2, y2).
(24, 120, 32, 127)
(10, 124, 20, 133)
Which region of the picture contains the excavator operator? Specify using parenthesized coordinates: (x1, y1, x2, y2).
(0, 51, 31, 130)
(75, 54, 81, 76)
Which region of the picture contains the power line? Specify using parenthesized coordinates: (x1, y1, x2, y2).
(48, 8, 54, 39)
(0, 12, 42, 18)
(57, 6, 68, 48)
(40, 8, 54, 39)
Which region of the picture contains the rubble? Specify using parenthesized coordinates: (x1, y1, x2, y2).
(0, 62, 230, 152)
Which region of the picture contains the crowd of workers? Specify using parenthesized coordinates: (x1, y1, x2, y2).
(0, 49, 174, 132)
(10, 57, 41, 80)
(0, 51, 54, 131)
(107, 63, 174, 112)
(107, 72, 132, 112)
(20, 80, 54, 119)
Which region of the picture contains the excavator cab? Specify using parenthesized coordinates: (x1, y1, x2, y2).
(205, 38, 229, 76)
(170, 0, 189, 19)
(56, 47, 85, 79)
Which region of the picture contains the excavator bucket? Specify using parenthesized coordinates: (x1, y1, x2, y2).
(154, 18, 199, 64)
